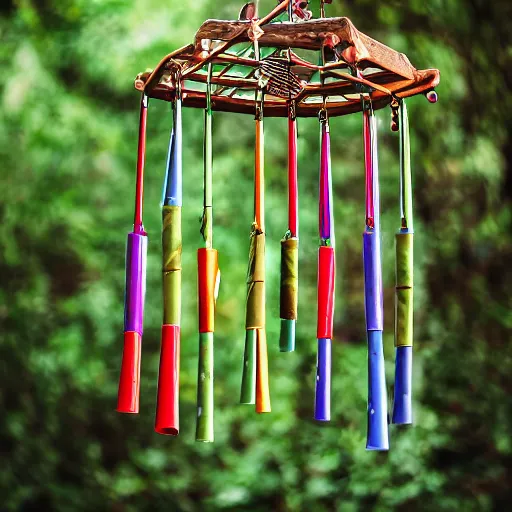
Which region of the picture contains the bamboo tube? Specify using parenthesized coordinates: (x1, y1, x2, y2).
(240, 329, 257, 404)
(314, 112, 335, 422)
(392, 99, 413, 425)
(279, 106, 299, 352)
(196, 63, 217, 442)
(362, 104, 389, 450)
(155, 98, 182, 435)
(117, 94, 148, 414)
(241, 83, 271, 411)
(256, 329, 271, 413)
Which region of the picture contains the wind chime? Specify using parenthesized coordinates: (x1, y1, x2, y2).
(117, 0, 440, 449)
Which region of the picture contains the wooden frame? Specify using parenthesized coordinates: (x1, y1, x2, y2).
(134, 0, 440, 117)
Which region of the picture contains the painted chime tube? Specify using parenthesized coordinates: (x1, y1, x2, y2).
(155, 97, 182, 435)
(240, 90, 271, 413)
(362, 102, 389, 450)
(117, 94, 148, 414)
(196, 63, 218, 442)
(392, 100, 413, 425)
(279, 102, 299, 352)
(314, 110, 334, 421)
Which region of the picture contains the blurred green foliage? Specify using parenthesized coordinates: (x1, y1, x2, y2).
(1, 0, 511, 510)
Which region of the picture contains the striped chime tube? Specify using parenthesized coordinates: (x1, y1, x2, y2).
(196, 63, 219, 442)
(392, 100, 413, 425)
(279, 101, 299, 352)
(314, 108, 335, 422)
(362, 100, 389, 450)
(240, 89, 271, 413)
(155, 93, 182, 435)
(117, 94, 149, 414)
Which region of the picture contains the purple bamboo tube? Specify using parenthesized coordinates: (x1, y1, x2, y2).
(363, 230, 383, 331)
(314, 337, 331, 421)
(124, 232, 148, 334)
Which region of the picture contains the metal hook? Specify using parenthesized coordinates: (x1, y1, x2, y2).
(319, 103, 327, 123)
(171, 67, 182, 100)
(289, 99, 296, 121)
(255, 87, 264, 121)
(390, 97, 400, 132)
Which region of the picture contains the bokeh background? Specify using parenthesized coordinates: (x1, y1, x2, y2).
(1, 0, 511, 510)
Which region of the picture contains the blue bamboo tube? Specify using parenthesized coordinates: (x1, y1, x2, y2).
(366, 330, 389, 450)
(392, 345, 412, 424)
(314, 337, 331, 421)
(163, 99, 182, 207)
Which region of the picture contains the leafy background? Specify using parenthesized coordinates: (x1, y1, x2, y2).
(1, 0, 511, 510)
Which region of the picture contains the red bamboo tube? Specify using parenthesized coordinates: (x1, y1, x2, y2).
(117, 331, 142, 413)
(155, 324, 180, 435)
(198, 248, 218, 333)
(317, 246, 335, 339)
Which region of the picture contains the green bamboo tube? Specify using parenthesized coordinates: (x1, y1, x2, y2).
(247, 232, 265, 283)
(162, 271, 181, 325)
(240, 329, 257, 404)
(196, 331, 214, 441)
(395, 233, 413, 347)
(162, 206, 182, 325)
(279, 237, 298, 320)
(396, 233, 413, 287)
(245, 232, 265, 329)
(246, 282, 265, 329)
(395, 288, 413, 347)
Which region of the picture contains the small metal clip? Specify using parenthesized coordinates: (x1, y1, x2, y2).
(254, 88, 264, 121)
(390, 97, 400, 132)
(289, 100, 296, 121)
(318, 104, 327, 123)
